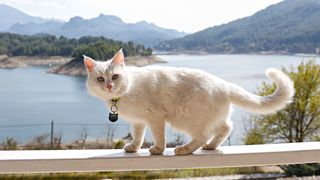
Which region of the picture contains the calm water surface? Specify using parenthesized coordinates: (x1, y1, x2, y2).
(0, 54, 318, 144)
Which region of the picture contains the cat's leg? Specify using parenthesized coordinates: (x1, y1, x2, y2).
(124, 123, 146, 153)
(174, 137, 208, 155)
(202, 122, 232, 150)
(174, 129, 210, 155)
(148, 121, 166, 155)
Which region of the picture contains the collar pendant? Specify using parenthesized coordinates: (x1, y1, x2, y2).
(109, 97, 120, 122)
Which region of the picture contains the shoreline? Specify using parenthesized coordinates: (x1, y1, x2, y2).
(1, 52, 318, 74)
(0, 55, 166, 76)
(0, 55, 72, 69)
(0, 55, 166, 68)
(154, 51, 320, 57)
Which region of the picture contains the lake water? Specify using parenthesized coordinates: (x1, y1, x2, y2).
(0, 54, 319, 145)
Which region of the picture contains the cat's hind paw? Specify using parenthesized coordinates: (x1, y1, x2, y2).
(202, 144, 217, 150)
(124, 143, 139, 153)
(174, 146, 193, 155)
(149, 146, 164, 155)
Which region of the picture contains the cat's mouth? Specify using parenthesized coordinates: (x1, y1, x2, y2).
(103, 87, 115, 94)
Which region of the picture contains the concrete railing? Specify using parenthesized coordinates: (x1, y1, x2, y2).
(0, 142, 319, 174)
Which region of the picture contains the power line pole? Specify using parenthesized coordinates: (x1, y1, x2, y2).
(50, 120, 54, 149)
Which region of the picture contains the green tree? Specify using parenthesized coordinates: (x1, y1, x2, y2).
(245, 60, 320, 143)
(244, 60, 320, 176)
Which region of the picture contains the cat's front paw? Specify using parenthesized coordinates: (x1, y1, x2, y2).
(174, 146, 193, 155)
(149, 146, 164, 155)
(124, 143, 139, 153)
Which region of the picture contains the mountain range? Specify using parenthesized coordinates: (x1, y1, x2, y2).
(0, 4, 186, 47)
(0, 4, 50, 31)
(2, 0, 320, 54)
(156, 0, 320, 54)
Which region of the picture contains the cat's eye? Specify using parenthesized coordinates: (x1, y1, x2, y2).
(112, 74, 119, 80)
(97, 77, 105, 82)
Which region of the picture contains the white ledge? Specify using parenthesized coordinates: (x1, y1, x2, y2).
(0, 142, 319, 174)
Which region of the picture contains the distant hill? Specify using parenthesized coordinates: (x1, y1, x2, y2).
(2, 4, 187, 47)
(9, 21, 64, 35)
(156, 0, 320, 54)
(0, 4, 50, 31)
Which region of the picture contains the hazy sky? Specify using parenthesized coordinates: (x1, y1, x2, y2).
(0, 0, 283, 33)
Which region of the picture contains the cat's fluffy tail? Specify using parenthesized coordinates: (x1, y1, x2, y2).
(228, 68, 294, 114)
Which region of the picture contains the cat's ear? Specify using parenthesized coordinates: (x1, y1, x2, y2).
(111, 48, 125, 66)
(83, 55, 96, 72)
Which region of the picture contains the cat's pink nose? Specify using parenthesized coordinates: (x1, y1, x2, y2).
(106, 83, 113, 89)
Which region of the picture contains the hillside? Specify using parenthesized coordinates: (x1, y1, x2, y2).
(156, 0, 320, 54)
(1, 4, 186, 47)
(0, 33, 152, 60)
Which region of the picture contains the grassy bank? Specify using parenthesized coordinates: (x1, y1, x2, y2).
(0, 167, 266, 180)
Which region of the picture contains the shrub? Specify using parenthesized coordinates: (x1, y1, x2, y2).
(1, 137, 18, 150)
(114, 140, 125, 149)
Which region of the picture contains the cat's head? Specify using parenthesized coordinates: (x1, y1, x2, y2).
(84, 49, 131, 100)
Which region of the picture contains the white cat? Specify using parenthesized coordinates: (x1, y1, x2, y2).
(84, 49, 294, 155)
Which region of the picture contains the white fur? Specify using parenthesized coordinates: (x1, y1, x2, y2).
(85, 55, 294, 155)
